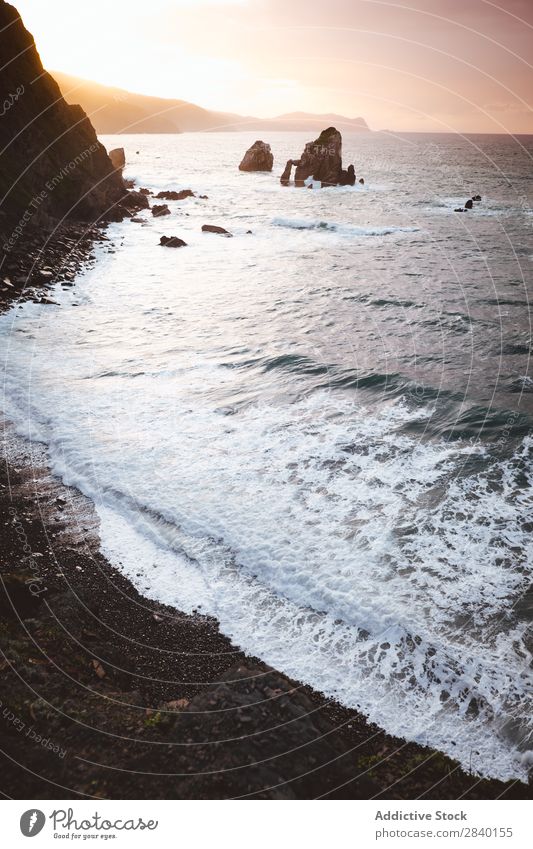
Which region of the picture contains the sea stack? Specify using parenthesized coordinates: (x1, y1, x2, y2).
(281, 127, 356, 187)
(239, 140, 274, 172)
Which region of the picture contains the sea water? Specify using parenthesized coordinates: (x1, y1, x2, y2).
(1, 131, 533, 781)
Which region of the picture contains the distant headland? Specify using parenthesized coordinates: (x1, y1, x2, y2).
(52, 71, 371, 135)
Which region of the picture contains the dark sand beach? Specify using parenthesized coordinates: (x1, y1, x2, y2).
(1, 358, 531, 798)
(1, 0, 533, 803)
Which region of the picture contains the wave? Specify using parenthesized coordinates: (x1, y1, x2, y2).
(3, 307, 533, 783)
(369, 297, 423, 309)
(480, 298, 529, 308)
(502, 342, 532, 355)
(428, 404, 532, 441)
(272, 217, 419, 236)
(509, 376, 533, 394)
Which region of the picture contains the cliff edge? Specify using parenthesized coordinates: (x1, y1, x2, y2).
(0, 1, 140, 249)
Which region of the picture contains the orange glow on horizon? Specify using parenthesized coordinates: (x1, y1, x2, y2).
(13, 0, 533, 133)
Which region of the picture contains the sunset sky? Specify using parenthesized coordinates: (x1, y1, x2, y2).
(15, 0, 533, 132)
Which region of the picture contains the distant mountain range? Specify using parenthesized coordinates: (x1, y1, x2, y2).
(257, 112, 370, 133)
(53, 72, 370, 135)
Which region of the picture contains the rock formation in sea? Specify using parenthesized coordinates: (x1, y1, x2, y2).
(202, 224, 233, 237)
(239, 140, 274, 172)
(280, 159, 300, 187)
(160, 236, 187, 248)
(109, 148, 126, 173)
(340, 164, 356, 186)
(0, 1, 146, 250)
(156, 189, 195, 201)
(280, 127, 356, 188)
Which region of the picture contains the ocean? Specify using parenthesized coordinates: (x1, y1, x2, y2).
(1, 131, 532, 782)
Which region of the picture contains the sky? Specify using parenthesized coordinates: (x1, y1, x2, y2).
(13, 0, 533, 132)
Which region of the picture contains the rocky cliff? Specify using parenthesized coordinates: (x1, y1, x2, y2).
(0, 1, 139, 248)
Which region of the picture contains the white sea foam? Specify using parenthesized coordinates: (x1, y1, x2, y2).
(2, 334, 532, 781)
(2, 131, 532, 785)
(272, 217, 419, 236)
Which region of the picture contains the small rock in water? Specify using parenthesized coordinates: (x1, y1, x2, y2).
(157, 189, 195, 201)
(152, 204, 171, 217)
(359, 177, 365, 184)
(472, 194, 482, 202)
(339, 164, 356, 186)
(202, 224, 233, 237)
(465, 199, 473, 210)
(160, 236, 187, 248)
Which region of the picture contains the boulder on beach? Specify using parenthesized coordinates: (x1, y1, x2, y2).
(109, 147, 126, 173)
(202, 224, 233, 237)
(160, 236, 187, 248)
(239, 140, 274, 172)
(157, 189, 196, 201)
(152, 204, 171, 217)
(281, 127, 356, 188)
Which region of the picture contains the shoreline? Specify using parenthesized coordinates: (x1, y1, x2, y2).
(1, 232, 531, 800)
(1, 428, 531, 799)
(0, 219, 113, 314)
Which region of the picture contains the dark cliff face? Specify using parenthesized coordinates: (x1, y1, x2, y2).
(0, 1, 129, 242)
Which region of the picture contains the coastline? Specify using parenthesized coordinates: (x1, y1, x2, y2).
(1, 398, 531, 799)
(0, 223, 531, 800)
(0, 219, 112, 314)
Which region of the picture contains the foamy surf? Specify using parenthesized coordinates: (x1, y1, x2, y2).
(2, 340, 532, 782)
(2, 130, 532, 788)
(272, 217, 420, 236)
